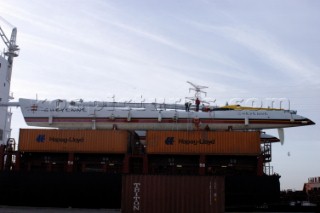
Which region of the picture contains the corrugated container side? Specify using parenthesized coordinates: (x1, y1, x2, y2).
(146, 130, 260, 155)
(18, 129, 129, 153)
(122, 175, 224, 213)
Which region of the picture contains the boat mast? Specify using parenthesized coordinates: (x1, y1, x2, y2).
(186, 81, 208, 102)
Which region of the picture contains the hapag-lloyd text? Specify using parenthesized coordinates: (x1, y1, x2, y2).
(49, 137, 84, 143)
(178, 139, 215, 145)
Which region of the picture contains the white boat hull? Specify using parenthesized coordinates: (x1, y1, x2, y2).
(19, 98, 315, 131)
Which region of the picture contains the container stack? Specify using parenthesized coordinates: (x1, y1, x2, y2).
(0, 128, 280, 212)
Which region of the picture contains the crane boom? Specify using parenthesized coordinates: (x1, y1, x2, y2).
(0, 26, 19, 64)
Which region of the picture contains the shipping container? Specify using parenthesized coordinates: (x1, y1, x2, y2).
(19, 129, 130, 153)
(146, 130, 260, 155)
(122, 175, 224, 213)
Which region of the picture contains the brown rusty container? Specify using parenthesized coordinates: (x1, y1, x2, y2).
(122, 175, 224, 213)
(18, 129, 129, 153)
(146, 130, 260, 155)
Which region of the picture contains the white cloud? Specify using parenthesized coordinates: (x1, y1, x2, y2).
(189, 21, 320, 85)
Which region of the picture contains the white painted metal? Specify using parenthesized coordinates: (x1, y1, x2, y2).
(19, 98, 314, 131)
(0, 23, 19, 145)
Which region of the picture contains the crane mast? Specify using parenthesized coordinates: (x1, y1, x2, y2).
(0, 27, 19, 65)
(0, 20, 19, 145)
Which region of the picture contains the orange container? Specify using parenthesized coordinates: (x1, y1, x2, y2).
(146, 130, 261, 155)
(18, 129, 129, 153)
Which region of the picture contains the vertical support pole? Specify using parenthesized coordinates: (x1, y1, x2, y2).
(27, 161, 32, 171)
(81, 163, 86, 172)
(0, 145, 5, 171)
(199, 155, 206, 175)
(67, 152, 74, 173)
(257, 155, 264, 176)
(47, 162, 52, 172)
(122, 154, 130, 174)
(14, 151, 20, 171)
(143, 155, 148, 174)
(102, 163, 107, 173)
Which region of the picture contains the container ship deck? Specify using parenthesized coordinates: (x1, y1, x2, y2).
(0, 129, 287, 212)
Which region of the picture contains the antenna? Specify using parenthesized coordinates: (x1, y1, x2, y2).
(186, 81, 208, 101)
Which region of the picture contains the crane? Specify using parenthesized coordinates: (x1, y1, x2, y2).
(0, 24, 19, 65)
(0, 18, 19, 145)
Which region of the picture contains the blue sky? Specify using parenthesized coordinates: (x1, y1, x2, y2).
(0, 0, 319, 190)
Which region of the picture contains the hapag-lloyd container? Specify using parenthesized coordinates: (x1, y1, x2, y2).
(146, 130, 261, 155)
(18, 129, 129, 153)
(121, 175, 225, 213)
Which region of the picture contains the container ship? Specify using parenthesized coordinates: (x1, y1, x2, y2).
(0, 23, 317, 212)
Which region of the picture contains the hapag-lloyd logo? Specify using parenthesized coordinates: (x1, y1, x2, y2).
(165, 137, 215, 145)
(36, 134, 46, 142)
(36, 134, 85, 143)
(165, 137, 174, 145)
